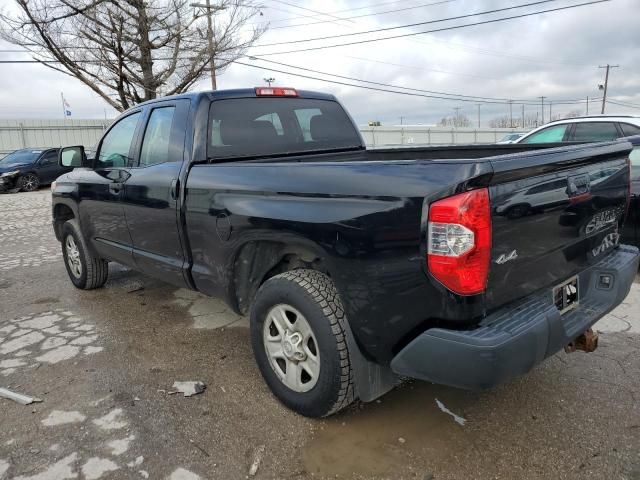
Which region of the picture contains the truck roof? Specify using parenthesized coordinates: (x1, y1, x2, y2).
(135, 88, 338, 108)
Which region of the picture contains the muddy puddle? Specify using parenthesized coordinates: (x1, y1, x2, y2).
(304, 382, 479, 479)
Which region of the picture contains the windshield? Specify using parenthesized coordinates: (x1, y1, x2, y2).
(0, 149, 42, 165)
(208, 97, 362, 160)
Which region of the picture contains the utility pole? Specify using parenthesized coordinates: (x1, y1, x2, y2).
(598, 64, 619, 114)
(399, 116, 404, 125)
(586, 96, 589, 115)
(191, 1, 226, 90)
(539, 96, 546, 124)
(453, 107, 461, 127)
(264, 77, 275, 87)
(521, 104, 525, 128)
(508, 100, 513, 128)
(549, 101, 552, 121)
(476, 104, 481, 128)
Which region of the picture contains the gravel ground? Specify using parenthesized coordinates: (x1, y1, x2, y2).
(0, 189, 639, 480)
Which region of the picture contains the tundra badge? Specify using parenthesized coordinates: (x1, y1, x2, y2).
(591, 232, 620, 257)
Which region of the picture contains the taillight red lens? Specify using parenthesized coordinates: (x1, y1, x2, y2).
(427, 188, 491, 295)
(255, 87, 298, 97)
(625, 156, 631, 218)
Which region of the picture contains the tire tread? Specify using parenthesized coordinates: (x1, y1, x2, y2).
(62, 220, 108, 290)
(275, 269, 355, 416)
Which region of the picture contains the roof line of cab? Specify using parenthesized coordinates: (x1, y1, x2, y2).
(133, 88, 338, 109)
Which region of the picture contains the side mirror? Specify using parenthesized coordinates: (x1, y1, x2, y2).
(59, 146, 89, 168)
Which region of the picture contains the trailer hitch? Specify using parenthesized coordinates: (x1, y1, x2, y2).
(564, 328, 599, 353)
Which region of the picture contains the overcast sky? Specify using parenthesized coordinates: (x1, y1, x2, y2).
(0, 0, 638, 126)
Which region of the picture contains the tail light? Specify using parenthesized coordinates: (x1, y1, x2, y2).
(625, 156, 631, 219)
(427, 188, 491, 295)
(255, 87, 298, 97)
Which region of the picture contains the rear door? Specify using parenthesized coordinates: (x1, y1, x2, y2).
(487, 142, 631, 309)
(121, 99, 190, 288)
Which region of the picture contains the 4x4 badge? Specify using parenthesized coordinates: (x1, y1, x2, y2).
(495, 250, 518, 264)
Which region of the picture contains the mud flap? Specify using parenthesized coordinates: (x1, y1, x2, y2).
(342, 319, 399, 402)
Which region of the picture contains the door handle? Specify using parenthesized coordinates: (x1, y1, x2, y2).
(109, 182, 123, 195)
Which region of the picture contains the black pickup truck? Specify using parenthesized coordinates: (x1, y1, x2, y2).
(52, 87, 639, 417)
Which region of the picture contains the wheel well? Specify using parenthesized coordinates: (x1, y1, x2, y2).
(53, 204, 75, 241)
(232, 241, 328, 315)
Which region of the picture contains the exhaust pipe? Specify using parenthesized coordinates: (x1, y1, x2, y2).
(564, 328, 599, 353)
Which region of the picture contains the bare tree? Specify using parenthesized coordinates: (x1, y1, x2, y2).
(564, 109, 582, 118)
(439, 114, 471, 128)
(490, 113, 541, 128)
(488, 116, 510, 128)
(0, 0, 266, 111)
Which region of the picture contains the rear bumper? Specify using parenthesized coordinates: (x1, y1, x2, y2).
(390, 244, 639, 390)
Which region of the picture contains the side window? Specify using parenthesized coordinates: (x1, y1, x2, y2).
(620, 123, 640, 137)
(521, 124, 568, 144)
(97, 112, 141, 168)
(139, 107, 176, 166)
(39, 151, 58, 165)
(571, 122, 619, 141)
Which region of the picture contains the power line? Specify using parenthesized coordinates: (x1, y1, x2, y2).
(247, 56, 547, 103)
(341, 55, 502, 80)
(255, 0, 562, 47)
(0, 52, 603, 107)
(607, 99, 640, 109)
(255, 0, 449, 25)
(232, 59, 592, 106)
(0, 5, 597, 68)
(267, 0, 457, 30)
(406, 37, 592, 67)
(268, 0, 356, 25)
(250, 0, 611, 56)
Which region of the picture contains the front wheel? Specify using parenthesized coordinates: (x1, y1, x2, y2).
(18, 173, 40, 192)
(61, 220, 109, 290)
(250, 270, 355, 417)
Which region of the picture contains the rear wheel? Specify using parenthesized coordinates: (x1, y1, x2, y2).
(18, 173, 40, 192)
(250, 269, 355, 417)
(61, 220, 108, 290)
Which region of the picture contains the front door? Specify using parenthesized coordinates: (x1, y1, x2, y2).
(121, 100, 190, 287)
(77, 110, 142, 266)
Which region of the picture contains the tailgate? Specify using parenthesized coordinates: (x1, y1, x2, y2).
(486, 141, 632, 309)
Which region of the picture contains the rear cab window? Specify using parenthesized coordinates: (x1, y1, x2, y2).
(208, 97, 362, 160)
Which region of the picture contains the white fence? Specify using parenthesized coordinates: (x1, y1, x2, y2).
(0, 120, 529, 157)
(360, 126, 528, 147)
(0, 119, 111, 156)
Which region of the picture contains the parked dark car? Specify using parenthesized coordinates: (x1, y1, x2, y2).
(0, 148, 71, 192)
(52, 88, 638, 417)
